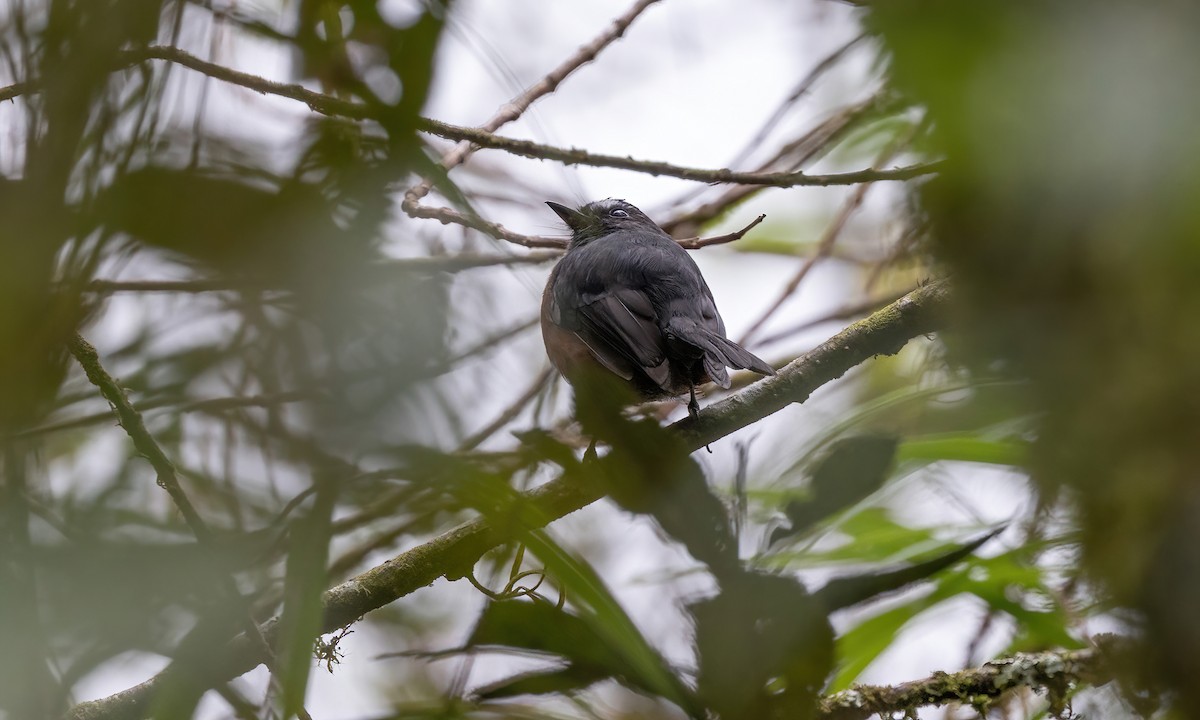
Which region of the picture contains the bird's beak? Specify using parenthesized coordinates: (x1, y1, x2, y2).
(545, 201, 585, 232)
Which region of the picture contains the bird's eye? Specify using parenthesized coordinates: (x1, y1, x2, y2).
(610, 208, 629, 218)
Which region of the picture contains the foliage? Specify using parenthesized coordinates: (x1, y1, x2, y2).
(0, 0, 1175, 719)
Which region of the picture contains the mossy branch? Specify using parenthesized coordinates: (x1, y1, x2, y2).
(819, 639, 1129, 720)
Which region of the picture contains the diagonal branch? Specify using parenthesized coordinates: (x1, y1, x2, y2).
(67, 334, 212, 540)
(65, 280, 950, 720)
(675, 214, 766, 250)
(818, 639, 1128, 720)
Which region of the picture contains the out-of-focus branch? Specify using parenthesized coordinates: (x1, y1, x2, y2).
(817, 640, 1127, 720)
(65, 280, 950, 720)
(67, 335, 213, 540)
(756, 284, 917, 346)
(81, 252, 563, 294)
(67, 335, 290, 704)
(457, 367, 555, 451)
(738, 124, 922, 345)
(0, 48, 937, 192)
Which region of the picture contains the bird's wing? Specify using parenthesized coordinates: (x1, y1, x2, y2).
(574, 285, 672, 391)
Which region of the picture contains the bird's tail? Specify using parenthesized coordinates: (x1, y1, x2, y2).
(665, 319, 775, 389)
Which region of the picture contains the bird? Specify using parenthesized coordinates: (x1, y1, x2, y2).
(541, 198, 775, 421)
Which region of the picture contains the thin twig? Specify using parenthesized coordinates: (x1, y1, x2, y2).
(418, 117, 940, 188)
(404, 0, 664, 204)
(1, 48, 936, 194)
(457, 367, 555, 451)
(67, 334, 283, 680)
(675, 214, 766, 250)
(755, 284, 917, 346)
(68, 334, 213, 538)
(738, 124, 922, 345)
(18, 390, 314, 439)
(403, 200, 568, 249)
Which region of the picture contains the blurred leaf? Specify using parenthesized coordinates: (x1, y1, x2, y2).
(770, 435, 898, 546)
(277, 479, 338, 717)
(763, 509, 948, 569)
(474, 665, 610, 701)
(519, 529, 696, 714)
(830, 541, 1082, 690)
(785, 379, 1022, 477)
(897, 434, 1029, 467)
(469, 600, 622, 671)
(813, 526, 1003, 611)
(468, 601, 623, 699)
(691, 571, 833, 720)
(830, 596, 937, 691)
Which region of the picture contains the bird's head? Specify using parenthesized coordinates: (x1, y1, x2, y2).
(546, 198, 662, 248)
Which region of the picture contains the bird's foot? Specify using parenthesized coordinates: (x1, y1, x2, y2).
(688, 385, 712, 452)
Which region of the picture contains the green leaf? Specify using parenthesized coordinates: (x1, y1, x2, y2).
(762, 508, 941, 568)
(770, 436, 898, 546)
(518, 530, 697, 714)
(897, 434, 1029, 467)
(783, 379, 1023, 480)
(469, 600, 624, 676)
(814, 527, 1003, 610)
(475, 665, 610, 701)
(830, 595, 940, 690)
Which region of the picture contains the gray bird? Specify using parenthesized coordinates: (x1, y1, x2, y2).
(541, 198, 774, 418)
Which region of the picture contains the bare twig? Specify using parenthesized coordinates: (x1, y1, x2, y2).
(404, 0, 664, 205)
(756, 284, 917, 346)
(738, 124, 922, 345)
(675, 214, 766, 250)
(418, 117, 939, 188)
(81, 252, 563, 294)
(1, 49, 935, 197)
(402, 200, 568, 249)
(457, 367, 555, 451)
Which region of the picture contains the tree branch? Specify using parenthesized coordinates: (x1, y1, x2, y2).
(67, 335, 212, 541)
(418, 116, 941, 188)
(80, 252, 563, 294)
(675, 214, 765, 250)
(818, 640, 1127, 720)
(0, 46, 938, 191)
(65, 281, 950, 720)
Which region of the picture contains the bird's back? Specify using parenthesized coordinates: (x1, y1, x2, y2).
(541, 198, 774, 405)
